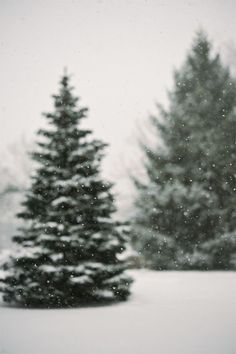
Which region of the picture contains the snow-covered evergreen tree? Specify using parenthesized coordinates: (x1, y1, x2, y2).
(0, 74, 132, 307)
(132, 31, 236, 270)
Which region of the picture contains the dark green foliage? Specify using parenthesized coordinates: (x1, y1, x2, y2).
(132, 31, 236, 270)
(200, 233, 236, 270)
(0, 74, 132, 307)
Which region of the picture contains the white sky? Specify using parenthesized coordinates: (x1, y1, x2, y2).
(1, 0, 236, 214)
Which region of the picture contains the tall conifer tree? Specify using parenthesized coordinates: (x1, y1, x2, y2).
(132, 32, 236, 270)
(0, 74, 132, 307)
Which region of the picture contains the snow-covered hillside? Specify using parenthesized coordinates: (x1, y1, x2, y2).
(0, 270, 235, 354)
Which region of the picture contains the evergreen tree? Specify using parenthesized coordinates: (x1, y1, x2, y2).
(0, 74, 132, 307)
(132, 31, 236, 270)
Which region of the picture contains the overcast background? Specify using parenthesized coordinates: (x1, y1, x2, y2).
(1, 0, 236, 216)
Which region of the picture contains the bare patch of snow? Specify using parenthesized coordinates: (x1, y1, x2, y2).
(0, 270, 235, 354)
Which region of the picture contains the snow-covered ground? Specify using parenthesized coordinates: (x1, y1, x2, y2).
(0, 270, 235, 354)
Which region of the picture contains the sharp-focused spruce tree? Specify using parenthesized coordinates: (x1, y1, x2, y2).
(0, 74, 132, 307)
(132, 31, 236, 270)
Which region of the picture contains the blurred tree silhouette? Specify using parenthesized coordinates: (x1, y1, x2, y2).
(0, 140, 32, 249)
(132, 31, 236, 270)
